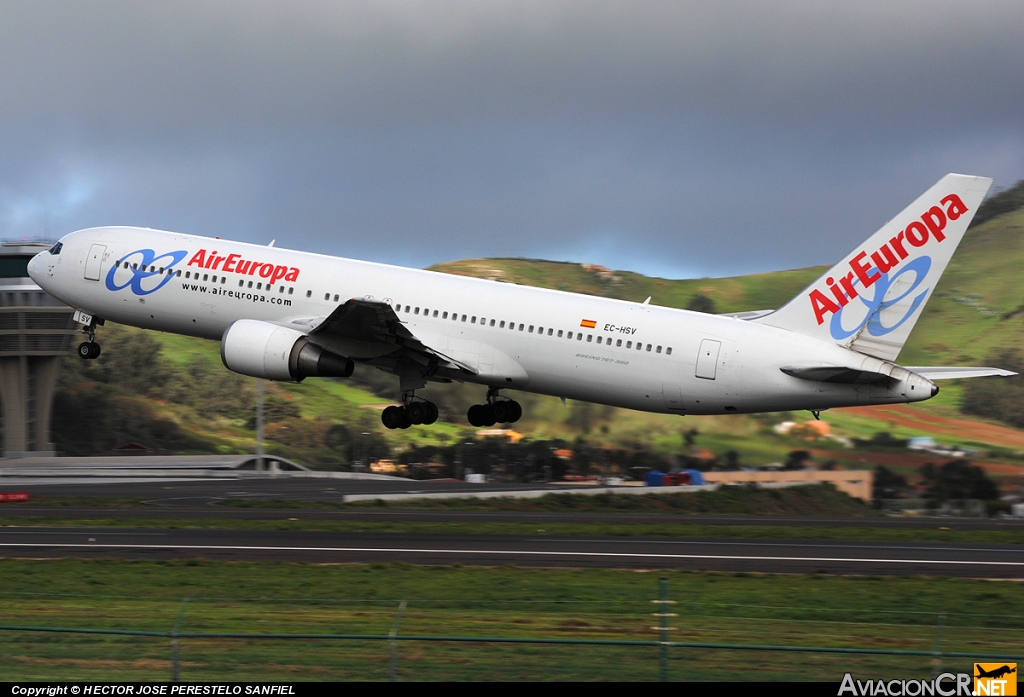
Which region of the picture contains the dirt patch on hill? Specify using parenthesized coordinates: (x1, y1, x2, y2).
(808, 448, 1020, 475)
(837, 405, 1024, 450)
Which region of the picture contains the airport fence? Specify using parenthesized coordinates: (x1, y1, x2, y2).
(2, 577, 1024, 683)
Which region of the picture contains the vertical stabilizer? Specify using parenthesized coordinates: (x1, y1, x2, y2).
(756, 174, 992, 361)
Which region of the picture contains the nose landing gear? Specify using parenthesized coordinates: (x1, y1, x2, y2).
(76, 320, 102, 360)
(467, 388, 522, 427)
(77, 341, 101, 360)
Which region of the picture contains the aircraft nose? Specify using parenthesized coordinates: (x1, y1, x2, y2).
(26, 252, 43, 282)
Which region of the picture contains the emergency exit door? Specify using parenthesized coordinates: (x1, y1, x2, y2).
(695, 339, 721, 380)
(84, 244, 106, 281)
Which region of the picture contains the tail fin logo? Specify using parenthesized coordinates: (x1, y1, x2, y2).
(808, 193, 969, 326)
(828, 256, 930, 340)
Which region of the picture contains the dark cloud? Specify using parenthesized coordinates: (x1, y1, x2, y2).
(0, 1, 1021, 277)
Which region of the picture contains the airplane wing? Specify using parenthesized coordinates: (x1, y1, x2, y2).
(719, 309, 775, 320)
(904, 367, 1017, 380)
(297, 298, 478, 376)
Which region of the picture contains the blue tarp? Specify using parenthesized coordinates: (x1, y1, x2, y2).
(645, 469, 704, 486)
(644, 470, 664, 486)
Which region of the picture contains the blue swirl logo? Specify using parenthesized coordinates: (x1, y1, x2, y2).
(829, 256, 931, 340)
(105, 249, 188, 296)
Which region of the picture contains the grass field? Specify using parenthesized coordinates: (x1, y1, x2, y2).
(5, 486, 1021, 543)
(0, 559, 1021, 681)
(4, 518, 1024, 544)
(220, 485, 878, 514)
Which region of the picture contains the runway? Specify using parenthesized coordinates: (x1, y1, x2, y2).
(1, 527, 1021, 577)
(4, 475, 1024, 530)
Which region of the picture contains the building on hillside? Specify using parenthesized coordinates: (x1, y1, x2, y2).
(0, 241, 78, 458)
(701, 470, 874, 502)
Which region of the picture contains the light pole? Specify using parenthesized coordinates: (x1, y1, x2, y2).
(358, 431, 370, 472)
(255, 379, 264, 471)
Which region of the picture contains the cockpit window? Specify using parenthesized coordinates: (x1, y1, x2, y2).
(48, 242, 62, 255)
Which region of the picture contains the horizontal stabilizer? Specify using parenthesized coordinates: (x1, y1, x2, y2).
(904, 366, 1017, 380)
(780, 366, 893, 385)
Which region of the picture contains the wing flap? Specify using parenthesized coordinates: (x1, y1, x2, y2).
(306, 298, 478, 374)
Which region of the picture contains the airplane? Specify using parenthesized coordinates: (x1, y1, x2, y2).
(27, 173, 1015, 430)
(975, 665, 1016, 680)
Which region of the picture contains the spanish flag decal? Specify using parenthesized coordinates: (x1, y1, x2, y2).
(580, 319, 597, 329)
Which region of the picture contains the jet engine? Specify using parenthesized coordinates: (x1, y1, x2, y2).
(220, 319, 353, 382)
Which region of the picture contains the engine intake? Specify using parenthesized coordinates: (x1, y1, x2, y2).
(221, 319, 353, 381)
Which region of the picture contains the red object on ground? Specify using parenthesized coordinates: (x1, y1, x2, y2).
(0, 492, 29, 502)
(661, 473, 692, 486)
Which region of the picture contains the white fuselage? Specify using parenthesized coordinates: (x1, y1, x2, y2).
(28, 226, 937, 415)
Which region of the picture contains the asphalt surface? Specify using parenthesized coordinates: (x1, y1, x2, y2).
(0, 526, 1021, 577)
(3, 476, 1024, 529)
(3, 475, 598, 500)
(5, 504, 1024, 530)
(1, 476, 1022, 576)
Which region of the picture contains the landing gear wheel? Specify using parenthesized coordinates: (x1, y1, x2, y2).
(381, 406, 404, 430)
(407, 402, 429, 425)
(507, 400, 522, 423)
(489, 400, 521, 424)
(424, 402, 439, 425)
(467, 404, 484, 427)
(492, 401, 511, 423)
(397, 409, 413, 429)
(77, 341, 100, 360)
(479, 404, 497, 427)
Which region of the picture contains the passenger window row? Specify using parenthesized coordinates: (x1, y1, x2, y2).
(391, 303, 672, 356)
(114, 260, 297, 294)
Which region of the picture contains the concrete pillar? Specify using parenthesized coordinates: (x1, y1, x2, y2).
(0, 242, 77, 459)
(0, 356, 27, 453)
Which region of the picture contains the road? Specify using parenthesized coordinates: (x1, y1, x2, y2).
(0, 526, 1021, 577)
(3, 476, 1023, 530)
(2, 476, 1021, 576)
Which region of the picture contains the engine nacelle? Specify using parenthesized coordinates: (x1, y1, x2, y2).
(220, 319, 354, 382)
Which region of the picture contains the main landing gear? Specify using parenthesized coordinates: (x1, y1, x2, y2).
(467, 388, 522, 427)
(381, 394, 440, 430)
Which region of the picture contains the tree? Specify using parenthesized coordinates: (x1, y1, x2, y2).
(970, 179, 1024, 228)
(783, 450, 811, 470)
(65, 324, 170, 394)
(873, 465, 908, 499)
(920, 460, 999, 502)
(715, 450, 741, 471)
(686, 294, 717, 314)
(962, 349, 1024, 428)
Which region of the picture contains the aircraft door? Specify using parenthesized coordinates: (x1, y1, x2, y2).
(84, 244, 106, 281)
(662, 384, 683, 410)
(695, 339, 721, 380)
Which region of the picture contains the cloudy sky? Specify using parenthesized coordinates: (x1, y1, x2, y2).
(0, 1, 1021, 279)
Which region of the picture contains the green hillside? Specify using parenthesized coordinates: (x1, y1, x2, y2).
(431, 208, 1024, 366)
(41, 194, 1024, 478)
(429, 258, 826, 313)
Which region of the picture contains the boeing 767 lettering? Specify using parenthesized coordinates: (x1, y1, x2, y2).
(27, 173, 1014, 429)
